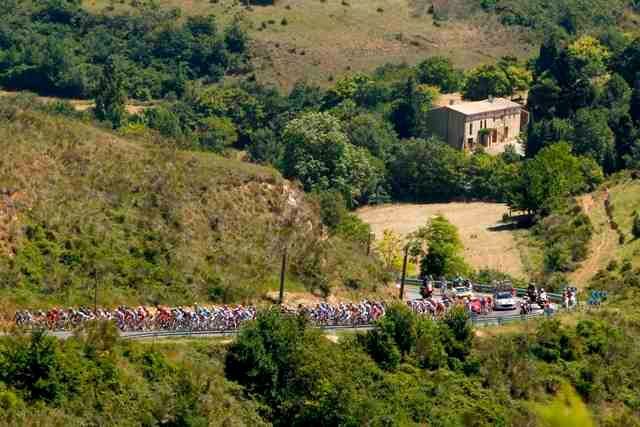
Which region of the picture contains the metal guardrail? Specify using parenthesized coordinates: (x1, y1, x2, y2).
(119, 324, 374, 340)
(470, 310, 550, 327)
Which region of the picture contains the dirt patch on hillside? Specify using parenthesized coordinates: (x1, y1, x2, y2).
(357, 202, 525, 278)
(569, 192, 619, 287)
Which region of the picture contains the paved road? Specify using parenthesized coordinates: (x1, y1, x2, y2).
(10, 286, 552, 341)
(402, 284, 550, 319)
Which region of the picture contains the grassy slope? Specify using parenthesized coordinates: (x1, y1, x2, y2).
(84, 0, 535, 90)
(567, 176, 640, 285)
(603, 176, 640, 267)
(513, 176, 640, 287)
(0, 105, 385, 311)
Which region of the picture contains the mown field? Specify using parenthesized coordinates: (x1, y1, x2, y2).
(357, 202, 526, 279)
(84, 0, 535, 90)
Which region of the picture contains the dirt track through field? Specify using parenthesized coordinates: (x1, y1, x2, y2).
(357, 203, 525, 278)
(569, 192, 618, 287)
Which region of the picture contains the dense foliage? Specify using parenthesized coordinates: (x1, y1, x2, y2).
(223, 302, 640, 426)
(2, 297, 640, 425)
(0, 323, 267, 425)
(480, 0, 631, 35)
(0, 0, 248, 99)
(527, 34, 640, 171)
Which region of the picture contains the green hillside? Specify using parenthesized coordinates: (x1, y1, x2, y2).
(0, 97, 385, 311)
(84, 0, 535, 90)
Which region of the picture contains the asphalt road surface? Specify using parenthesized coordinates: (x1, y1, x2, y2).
(402, 285, 548, 318)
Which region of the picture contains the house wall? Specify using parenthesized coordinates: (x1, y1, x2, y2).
(426, 107, 450, 145)
(462, 108, 523, 150)
(427, 106, 526, 151)
(426, 108, 467, 150)
(447, 110, 467, 149)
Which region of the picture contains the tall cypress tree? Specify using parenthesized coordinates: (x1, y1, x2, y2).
(94, 56, 126, 129)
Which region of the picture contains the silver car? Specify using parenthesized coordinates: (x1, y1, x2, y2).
(494, 291, 517, 310)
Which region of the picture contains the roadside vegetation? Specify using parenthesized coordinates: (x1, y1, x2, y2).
(4, 299, 639, 425)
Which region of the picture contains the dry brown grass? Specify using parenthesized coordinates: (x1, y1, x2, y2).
(84, 0, 535, 90)
(356, 202, 526, 278)
(0, 91, 150, 114)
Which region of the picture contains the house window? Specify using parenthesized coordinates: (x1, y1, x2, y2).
(469, 122, 473, 135)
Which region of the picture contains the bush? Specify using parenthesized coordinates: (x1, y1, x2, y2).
(314, 191, 348, 231)
(633, 212, 640, 239)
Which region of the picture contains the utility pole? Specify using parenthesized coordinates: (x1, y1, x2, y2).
(399, 245, 409, 300)
(94, 279, 98, 314)
(278, 246, 287, 304)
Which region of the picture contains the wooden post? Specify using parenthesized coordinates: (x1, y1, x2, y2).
(278, 247, 287, 304)
(399, 245, 409, 300)
(366, 232, 372, 256)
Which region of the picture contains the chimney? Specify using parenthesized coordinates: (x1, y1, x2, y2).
(449, 99, 455, 105)
(488, 95, 494, 103)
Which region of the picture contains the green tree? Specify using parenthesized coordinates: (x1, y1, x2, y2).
(386, 77, 437, 139)
(224, 20, 248, 54)
(314, 190, 348, 230)
(633, 211, 640, 239)
(343, 113, 397, 159)
(341, 143, 386, 206)
(247, 127, 283, 164)
(224, 310, 311, 410)
(566, 36, 611, 79)
(94, 56, 126, 128)
(282, 111, 348, 193)
(463, 64, 512, 100)
(0, 331, 75, 403)
(283, 112, 383, 205)
(388, 137, 466, 202)
(526, 118, 575, 158)
(598, 73, 631, 125)
(419, 215, 469, 277)
(415, 56, 463, 93)
(441, 306, 473, 362)
(511, 142, 592, 213)
(573, 108, 616, 171)
(198, 116, 238, 152)
(527, 76, 562, 120)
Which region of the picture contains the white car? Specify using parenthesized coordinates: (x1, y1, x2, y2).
(494, 291, 517, 310)
(452, 286, 473, 299)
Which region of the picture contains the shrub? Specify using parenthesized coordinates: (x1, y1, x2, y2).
(633, 211, 640, 239)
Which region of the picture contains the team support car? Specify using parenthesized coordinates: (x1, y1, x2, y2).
(452, 286, 473, 299)
(493, 291, 518, 311)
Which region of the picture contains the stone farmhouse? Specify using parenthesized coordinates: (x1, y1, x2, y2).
(427, 97, 529, 154)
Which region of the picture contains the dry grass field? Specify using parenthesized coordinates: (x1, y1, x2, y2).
(357, 202, 526, 278)
(84, 0, 535, 90)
